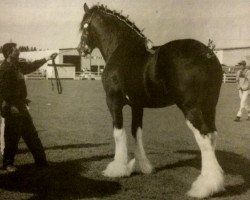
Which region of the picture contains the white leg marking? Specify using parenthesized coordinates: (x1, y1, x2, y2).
(0, 117, 5, 155)
(134, 127, 153, 174)
(103, 128, 134, 177)
(186, 120, 225, 198)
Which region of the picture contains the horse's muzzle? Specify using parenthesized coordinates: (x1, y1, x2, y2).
(77, 43, 90, 57)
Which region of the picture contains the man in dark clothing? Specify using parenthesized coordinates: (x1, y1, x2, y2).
(0, 42, 57, 172)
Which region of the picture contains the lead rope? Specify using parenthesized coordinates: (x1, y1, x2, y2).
(49, 48, 78, 94)
(51, 58, 62, 94)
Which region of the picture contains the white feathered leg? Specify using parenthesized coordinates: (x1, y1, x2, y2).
(186, 121, 225, 198)
(134, 127, 153, 174)
(103, 128, 134, 177)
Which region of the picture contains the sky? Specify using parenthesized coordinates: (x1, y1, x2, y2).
(0, 0, 250, 50)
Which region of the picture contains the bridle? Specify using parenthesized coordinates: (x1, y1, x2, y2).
(78, 12, 95, 56)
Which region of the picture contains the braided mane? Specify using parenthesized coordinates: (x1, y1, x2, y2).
(85, 4, 148, 40)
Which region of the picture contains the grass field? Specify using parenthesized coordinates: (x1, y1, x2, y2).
(0, 80, 249, 200)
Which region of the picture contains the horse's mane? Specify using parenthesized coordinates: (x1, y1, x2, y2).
(83, 4, 148, 41)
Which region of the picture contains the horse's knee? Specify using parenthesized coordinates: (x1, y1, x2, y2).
(186, 108, 210, 135)
(106, 94, 124, 129)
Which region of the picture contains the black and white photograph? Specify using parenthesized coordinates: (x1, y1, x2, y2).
(0, 0, 249, 199)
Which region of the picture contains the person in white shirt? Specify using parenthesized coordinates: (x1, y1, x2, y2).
(234, 60, 250, 122)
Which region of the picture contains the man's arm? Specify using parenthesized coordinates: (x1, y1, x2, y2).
(246, 70, 250, 82)
(236, 70, 240, 83)
(19, 53, 58, 75)
(19, 58, 47, 75)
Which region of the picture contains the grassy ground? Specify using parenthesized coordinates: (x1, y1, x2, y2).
(0, 80, 249, 200)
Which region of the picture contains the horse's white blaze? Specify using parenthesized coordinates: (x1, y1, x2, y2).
(186, 120, 224, 198)
(0, 117, 5, 155)
(135, 127, 153, 174)
(103, 128, 134, 177)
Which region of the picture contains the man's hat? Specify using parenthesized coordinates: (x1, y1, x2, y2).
(238, 60, 246, 66)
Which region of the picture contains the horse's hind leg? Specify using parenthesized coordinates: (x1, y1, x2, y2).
(102, 94, 134, 177)
(132, 106, 153, 174)
(185, 107, 224, 198)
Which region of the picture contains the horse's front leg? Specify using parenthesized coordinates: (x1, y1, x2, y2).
(102, 94, 135, 177)
(132, 106, 153, 174)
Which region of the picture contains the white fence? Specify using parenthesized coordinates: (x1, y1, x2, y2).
(223, 73, 236, 83)
(75, 72, 102, 80)
(25, 71, 102, 80)
(25, 71, 46, 80)
(25, 70, 237, 83)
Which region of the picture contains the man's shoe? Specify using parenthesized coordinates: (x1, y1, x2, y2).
(5, 165, 17, 173)
(234, 116, 241, 122)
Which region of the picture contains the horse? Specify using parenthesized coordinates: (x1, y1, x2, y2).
(78, 3, 225, 198)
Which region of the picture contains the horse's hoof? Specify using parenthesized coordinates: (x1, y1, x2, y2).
(187, 173, 225, 198)
(134, 157, 154, 174)
(102, 160, 134, 178)
(140, 159, 154, 174)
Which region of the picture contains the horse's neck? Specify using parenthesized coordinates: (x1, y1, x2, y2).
(93, 20, 121, 62)
(97, 34, 119, 62)
(93, 14, 144, 62)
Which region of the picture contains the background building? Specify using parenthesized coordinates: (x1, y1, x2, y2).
(59, 48, 105, 74)
(214, 46, 250, 67)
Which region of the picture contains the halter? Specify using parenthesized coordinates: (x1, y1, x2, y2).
(79, 11, 96, 56)
(83, 11, 95, 29)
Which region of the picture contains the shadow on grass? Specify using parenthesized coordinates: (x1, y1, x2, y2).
(17, 143, 109, 154)
(156, 150, 250, 198)
(0, 154, 120, 200)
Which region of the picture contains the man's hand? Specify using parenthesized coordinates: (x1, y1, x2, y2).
(46, 53, 58, 61)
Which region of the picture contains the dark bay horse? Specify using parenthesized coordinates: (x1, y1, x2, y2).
(78, 3, 225, 198)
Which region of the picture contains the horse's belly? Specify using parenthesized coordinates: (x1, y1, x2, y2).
(143, 77, 174, 107)
(143, 91, 174, 108)
(127, 84, 174, 108)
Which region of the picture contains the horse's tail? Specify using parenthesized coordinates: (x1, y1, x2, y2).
(201, 55, 223, 132)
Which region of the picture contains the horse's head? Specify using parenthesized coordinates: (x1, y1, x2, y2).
(78, 3, 96, 57)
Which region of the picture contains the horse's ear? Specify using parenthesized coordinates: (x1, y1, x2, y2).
(83, 3, 90, 13)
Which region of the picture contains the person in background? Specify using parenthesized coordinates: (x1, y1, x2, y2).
(234, 60, 250, 122)
(0, 42, 57, 172)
